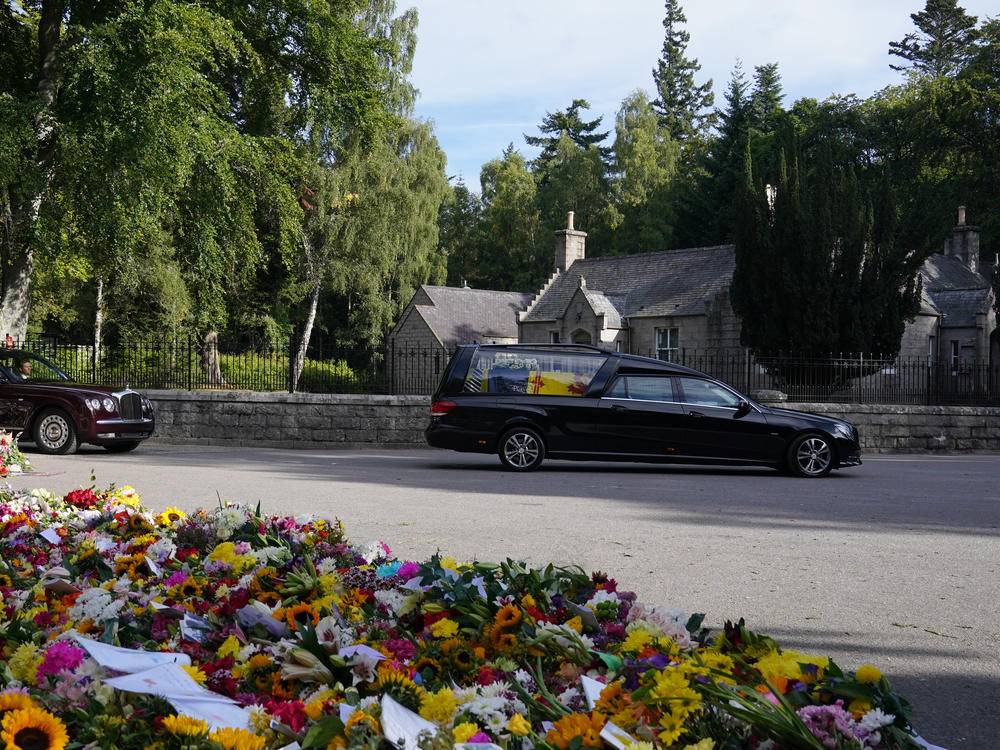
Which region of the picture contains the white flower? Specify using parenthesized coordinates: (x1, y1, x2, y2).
(374, 589, 408, 616)
(858, 708, 895, 731)
(69, 588, 125, 622)
(145, 538, 177, 563)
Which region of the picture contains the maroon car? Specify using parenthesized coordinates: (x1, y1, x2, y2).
(0, 349, 155, 454)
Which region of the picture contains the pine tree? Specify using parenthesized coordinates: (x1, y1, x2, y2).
(524, 99, 611, 174)
(651, 0, 715, 141)
(889, 0, 979, 77)
(750, 63, 784, 134)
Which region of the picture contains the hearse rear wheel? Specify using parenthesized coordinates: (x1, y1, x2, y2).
(498, 427, 545, 472)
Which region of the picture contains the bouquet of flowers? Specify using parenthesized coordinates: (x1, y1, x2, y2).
(0, 430, 31, 476)
(0, 484, 928, 750)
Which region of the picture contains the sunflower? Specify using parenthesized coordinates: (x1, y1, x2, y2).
(161, 714, 208, 737)
(0, 573, 13, 588)
(494, 604, 522, 629)
(126, 514, 154, 535)
(270, 672, 298, 701)
(0, 706, 69, 750)
(278, 602, 319, 632)
(207, 727, 267, 750)
(0, 692, 38, 714)
(374, 668, 424, 711)
(156, 507, 187, 526)
(413, 655, 442, 681)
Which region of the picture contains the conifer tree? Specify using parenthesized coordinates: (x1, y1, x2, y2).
(889, 0, 979, 77)
(651, 0, 714, 141)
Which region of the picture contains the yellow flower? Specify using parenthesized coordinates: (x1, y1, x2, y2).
(304, 700, 325, 721)
(181, 665, 207, 684)
(208, 542, 237, 564)
(620, 629, 653, 653)
(419, 687, 457, 724)
(564, 616, 583, 633)
(682, 740, 715, 750)
(0, 706, 70, 750)
(8, 643, 42, 685)
(452, 722, 481, 743)
(855, 665, 882, 684)
(207, 727, 267, 750)
(656, 709, 686, 745)
(217, 635, 242, 659)
(755, 650, 828, 684)
(162, 714, 208, 736)
(506, 713, 532, 736)
(848, 698, 872, 719)
(429, 618, 459, 638)
(0, 692, 39, 712)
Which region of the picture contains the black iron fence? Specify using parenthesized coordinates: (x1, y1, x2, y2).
(9, 335, 1000, 405)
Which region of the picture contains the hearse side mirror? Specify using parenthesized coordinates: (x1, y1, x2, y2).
(734, 400, 752, 419)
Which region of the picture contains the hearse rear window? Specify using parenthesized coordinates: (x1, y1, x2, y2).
(463, 349, 606, 396)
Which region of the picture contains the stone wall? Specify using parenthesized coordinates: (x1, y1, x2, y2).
(771, 402, 1000, 453)
(145, 390, 1000, 453)
(146, 390, 429, 449)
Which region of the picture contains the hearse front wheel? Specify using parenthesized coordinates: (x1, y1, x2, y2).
(498, 427, 545, 472)
(786, 433, 834, 478)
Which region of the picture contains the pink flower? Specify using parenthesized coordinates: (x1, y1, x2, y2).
(467, 733, 493, 744)
(37, 641, 86, 678)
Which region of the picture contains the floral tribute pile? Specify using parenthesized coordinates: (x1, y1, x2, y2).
(0, 431, 31, 477)
(0, 484, 930, 750)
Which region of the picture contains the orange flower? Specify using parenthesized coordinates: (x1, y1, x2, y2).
(494, 604, 522, 629)
(545, 712, 605, 749)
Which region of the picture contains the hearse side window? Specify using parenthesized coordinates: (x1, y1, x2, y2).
(604, 375, 674, 402)
(676, 376, 742, 408)
(463, 349, 606, 396)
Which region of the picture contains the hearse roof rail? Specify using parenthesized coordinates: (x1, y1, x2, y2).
(462, 343, 612, 354)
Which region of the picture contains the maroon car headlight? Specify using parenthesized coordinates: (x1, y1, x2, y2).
(102, 397, 117, 413)
(86, 398, 101, 411)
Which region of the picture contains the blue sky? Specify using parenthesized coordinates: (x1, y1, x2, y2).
(407, 0, 996, 188)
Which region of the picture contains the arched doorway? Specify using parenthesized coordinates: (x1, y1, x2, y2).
(571, 330, 592, 344)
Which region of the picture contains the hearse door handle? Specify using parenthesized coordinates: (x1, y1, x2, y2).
(611, 404, 628, 411)
(688, 410, 705, 418)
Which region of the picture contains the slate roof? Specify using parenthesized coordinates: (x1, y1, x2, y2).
(521, 245, 736, 323)
(406, 285, 532, 348)
(920, 253, 992, 327)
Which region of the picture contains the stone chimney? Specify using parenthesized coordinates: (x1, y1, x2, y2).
(554, 211, 587, 271)
(944, 205, 980, 274)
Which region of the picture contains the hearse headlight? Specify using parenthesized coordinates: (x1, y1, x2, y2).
(86, 398, 101, 411)
(832, 422, 853, 439)
(102, 397, 117, 413)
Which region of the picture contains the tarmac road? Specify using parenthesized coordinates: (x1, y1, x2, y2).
(7, 443, 999, 748)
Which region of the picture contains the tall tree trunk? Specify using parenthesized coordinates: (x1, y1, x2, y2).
(292, 276, 322, 392)
(92, 277, 104, 379)
(290, 231, 321, 392)
(1, 1, 65, 340)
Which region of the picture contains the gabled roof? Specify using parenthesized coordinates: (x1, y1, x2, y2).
(920, 253, 992, 327)
(921, 253, 988, 292)
(520, 245, 735, 323)
(404, 285, 532, 349)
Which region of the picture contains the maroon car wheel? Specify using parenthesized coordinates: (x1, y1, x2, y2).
(33, 408, 80, 455)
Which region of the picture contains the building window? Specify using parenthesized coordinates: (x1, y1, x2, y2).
(656, 327, 679, 362)
(549, 331, 560, 343)
(950, 340, 959, 374)
(927, 335, 935, 366)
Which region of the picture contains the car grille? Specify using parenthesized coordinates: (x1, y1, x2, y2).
(119, 392, 143, 421)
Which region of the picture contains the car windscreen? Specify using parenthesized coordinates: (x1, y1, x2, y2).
(463, 349, 606, 396)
